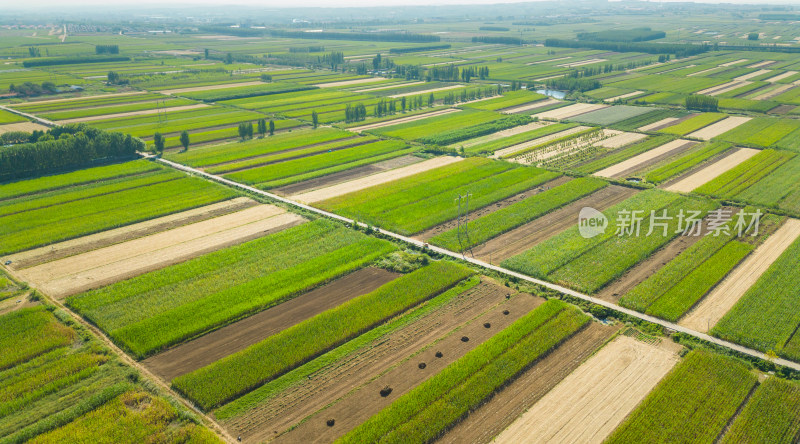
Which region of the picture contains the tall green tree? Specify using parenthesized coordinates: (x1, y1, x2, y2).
(179, 131, 190, 151)
(312, 111, 319, 129)
(269, 120, 275, 136)
(257, 118, 267, 138)
(153, 132, 164, 154)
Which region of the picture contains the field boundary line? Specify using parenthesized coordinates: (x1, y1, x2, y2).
(0, 104, 57, 127)
(148, 153, 800, 372)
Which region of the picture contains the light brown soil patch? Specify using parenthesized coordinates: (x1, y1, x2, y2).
(768, 104, 796, 114)
(271, 289, 543, 444)
(665, 148, 758, 193)
(597, 131, 647, 149)
(273, 155, 422, 196)
(491, 126, 591, 159)
(438, 322, 619, 444)
(472, 185, 637, 263)
(0, 292, 39, 316)
(686, 116, 751, 140)
(699, 81, 752, 97)
(500, 97, 560, 114)
(20, 205, 304, 298)
(604, 91, 645, 103)
(388, 84, 463, 98)
(291, 156, 463, 204)
(57, 104, 209, 124)
(313, 77, 389, 88)
(222, 279, 534, 443)
(452, 121, 547, 149)
(557, 58, 608, 68)
(735, 69, 772, 81)
(534, 103, 608, 121)
(0, 122, 49, 134)
(144, 267, 399, 380)
(494, 335, 680, 444)
(720, 59, 749, 67)
(639, 114, 694, 132)
(746, 61, 775, 69)
(348, 108, 460, 133)
(415, 176, 573, 241)
(594, 139, 697, 179)
(157, 81, 264, 95)
(6, 197, 257, 269)
(680, 218, 800, 332)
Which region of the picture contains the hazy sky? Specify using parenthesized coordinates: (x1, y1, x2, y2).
(6, 0, 800, 7)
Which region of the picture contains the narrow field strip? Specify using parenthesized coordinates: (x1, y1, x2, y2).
(156, 81, 264, 95)
(604, 91, 645, 102)
(500, 97, 561, 114)
(56, 104, 209, 124)
(313, 77, 387, 88)
(665, 148, 759, 193)
(495, 335, 679, 444)
(492, 126, 591, 158)
(290, 156, 462, 203)
(388, 84, 463, 98)
(638, 116, 680, 132)
(686, 116, 751, 140)
(680, 218, 800, 332)
(594, 139, 696, 178)
(596, 131, 648, 148)
(533, 103, 608, 121)
(347, 108, 460, 132)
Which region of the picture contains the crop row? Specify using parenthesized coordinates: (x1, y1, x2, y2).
(338, 299, 588, 443)
(0, 175, 236, 255)
(461, 122, 577, 155)
(645, 141, 732, 183)
(462, 90, 546, 111)
(695, 149, 795, 198)
(367, 109, 503, 141)
(11, 93, 166, 113)
(0, 109, 27, 124)
(719, 117, 800, 148)
(430, 177, 607, 252)
(503, 127, 599, 159)
(165, 127, 351, 167)
(606, 350, 757, 443)
(612, 109, 683, 132)
(721, 377, 800, 443)
(658, 112, 726, 136)
(180, 82, 316, 102)
(569, 105, 654, 126)
(39, 98, 197, 121)
(735, 156, 800, 215)
(320, 157, 559, 235)
(418, 114, 531, 146)
(226, 139, 412, 187)
(69, 220, 397, 358)
(173, 261, 473, 410)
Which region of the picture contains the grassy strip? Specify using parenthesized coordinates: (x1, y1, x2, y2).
(645, 240, 753, 321)
(174, 261, 474, 410)
(158, 119, 302, 149)
(612, 109, 681, 132)
(547, 195, 717, 293)
(214, 276, 481, 420)
(337, 300, 587, 443)
(462, 91, 547, 111)
(181, 83, 316, 102)
(418, 114, 531, 146)
(645, 141, 732, 183)
(721, 377, 800, 444)
(39, 98, 197, 121)
(225, 140, 409, 185)
(0, 308, 75, 371)
(712, 234, 800, 357)
(658, 112, 726, 136)
(0, 160, 159, 202)
(165, 127, 350, 167)
(573, 134, 674, 174)
(429, 177, 606, 252)
(11, 93, 166, 113)
(606, 349, 758, 444)
(367, 109, 502, 141)
(695, 149, 795, 198)
(110, 236, 396, 358)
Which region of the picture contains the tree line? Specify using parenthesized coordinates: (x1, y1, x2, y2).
(544, 38, 707, 58)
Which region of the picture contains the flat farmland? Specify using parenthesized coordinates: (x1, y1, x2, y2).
(365, 108, 508, 142)
(317, 157, 560, 235)
(66, 219, 397, 359)
(593, 139, 697, 179)
(735, 155, 800, 216)
(0, 160, 237, 255)
(695, 149, 796, 200)
(664, 147, 759, 193)
(495, 334, 680, 444)
(657, 112, 727, 136)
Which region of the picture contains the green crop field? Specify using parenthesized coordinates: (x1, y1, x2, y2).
(173, 261, 474, 409)
(366, 109, 504, 141)
(606, 350, 758, 444)
(734, 156, 800, 216)
(721, 377, 800, 444)
(645, 141, 732, 183)
(0, 161, 236, 255)
(461, 122, 578, 155)
(719, 117, 800, 148)
(461, 90, 546, 111)
(503, 189, 717, 293)
(572, 135, 674, 174)
(695, 149, 795, 199)
(713, 232, 800, 360)
(67, 219, 397, 358)
(430, 177, 607, 252)
(658, 112, 726, 136)
(568, 105, 655, 126)
(319, 157, 560, 235)
(0, 109, 27, 124)
(338, 299, 588, 444)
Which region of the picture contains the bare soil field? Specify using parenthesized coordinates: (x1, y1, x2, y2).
(680, 218, 800, 332)
(491, 126, 591, 158)
(472, 185, 638, 263)
(720, 59, 749, 67)
(698, 81, 752, 97)
(752, 84, 794, 101)
(389, 84, 463, 98)
(768, 104, 796, 115)
(416, 176, 573, 241)
(746, 61, 775, 68)
(273, 291, 542, 444)
(157, 81, 264, 95)
(557, 58, 608, 68)
(144, 267, 399, 380)
(604, 91, 645, 103)
(348, 108, 460, 132)
(19, 205, 304, 298)
(686, 116, 751, 140)
(687, 67, 724, 77)
(664, 148, 758, 193)
(533, 103, 608, 121)
(6, 197, 256, 269)
(57, 103, 209, 123)
(438, 322, 620, 444)
(0, 121, 49, 134)
(526, 56, 572, 65)
(594, 139, 697, 179)
(454, 121, 547, 149)
(224, 280, 537, 442)
(734, 69, 772, 82)
(501, 97, 560, 114)
(494, 335, 680, 444)
(639, 115, 693, 132)
(313, 77, 389, 88)
(274, 154, 422, 196)
(290, 156, 463, 204)
(513, 129, 624, 165)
